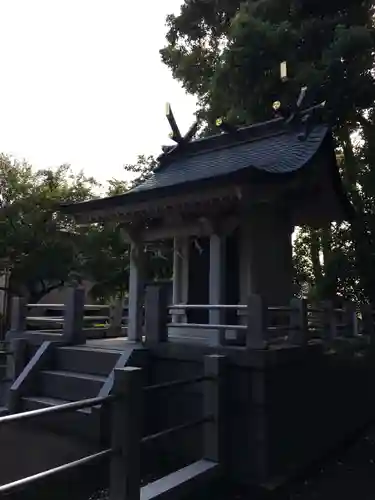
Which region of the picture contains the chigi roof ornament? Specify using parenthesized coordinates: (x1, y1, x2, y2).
(159, 103, 199, 162)
(273, 61, 326, 140)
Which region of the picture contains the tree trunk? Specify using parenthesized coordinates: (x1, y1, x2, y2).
(310, 229, 322, 287)
(321, 224, 337, 298)
(339, 125, 375, 304)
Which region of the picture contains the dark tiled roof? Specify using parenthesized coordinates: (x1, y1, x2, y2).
(60, 111, 334, 215)
(133, 124, 329, 193)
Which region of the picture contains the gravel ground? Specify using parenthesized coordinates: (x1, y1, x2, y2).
(4, 424, 375, 500)
(86, 426, 375, 500)
(278, 426, 375, 500)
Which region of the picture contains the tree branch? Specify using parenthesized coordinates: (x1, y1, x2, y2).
(356, 113, 375, 132)
(41, 280, 65, 297)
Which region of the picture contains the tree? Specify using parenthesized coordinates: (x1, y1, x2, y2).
(161, 0, 375, 303)
(0, 155, 97, 302)
(123, 154, 158, 188)
(0, 151, 170, 308)
(81, 155, 172, 302)
(161, 0, 243, 126)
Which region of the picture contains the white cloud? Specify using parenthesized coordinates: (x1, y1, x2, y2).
(0, 0, 196, 185)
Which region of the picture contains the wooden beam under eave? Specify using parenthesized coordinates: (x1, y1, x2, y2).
(67, 185, 241, 224)
(140, 215, 240, 242)
(141, 221, 208, 242)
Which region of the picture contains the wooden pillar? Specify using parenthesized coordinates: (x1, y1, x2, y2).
(128, 242, 145, 342)
(209, 233, 226, 345)
(239, 224, 252, 308)
(172, 237, 189, 323)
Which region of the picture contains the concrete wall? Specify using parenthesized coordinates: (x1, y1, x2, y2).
(148, 342, 375, 487)
(265, 345, 375, 480)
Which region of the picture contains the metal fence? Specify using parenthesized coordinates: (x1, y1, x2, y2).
(0, 355, 225, 500)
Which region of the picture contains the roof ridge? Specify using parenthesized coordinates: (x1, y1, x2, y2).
(155, 103, 326, 171)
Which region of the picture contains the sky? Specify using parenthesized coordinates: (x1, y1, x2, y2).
(0, 0, 196, 186)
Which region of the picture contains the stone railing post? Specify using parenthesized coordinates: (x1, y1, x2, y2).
(8, 338, 28, 382)
(9, 297, 28, 334)
(62, 288, 85, 345)
(321, 300, 336, 343)
(108, 298, 125, 338)
(246, 295, 267, 349)
(289, 298, 308, 346)
(203, 354, 227, 466)
(361, 304, 375, 343)
(109, 367, 143, 500)
(343, 301, 356, 337)
(144, 284, 169, 345)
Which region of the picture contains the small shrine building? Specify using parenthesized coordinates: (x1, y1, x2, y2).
(62, 105, 351, 345)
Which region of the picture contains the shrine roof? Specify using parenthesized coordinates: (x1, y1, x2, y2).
(60, 108, 338, 216)
(132, 123, 329, 193)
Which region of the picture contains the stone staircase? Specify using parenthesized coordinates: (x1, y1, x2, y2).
(9, 343, 147, 441)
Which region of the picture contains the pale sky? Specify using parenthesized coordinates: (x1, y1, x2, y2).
(0, 0, 196, 186)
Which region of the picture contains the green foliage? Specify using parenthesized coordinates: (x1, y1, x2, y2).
(78, 155, 172, 302)
(78, 223, 131, 301)
(123, 155, 157, 188)
(0, 153, 172, 304)
(0, 155, 98, 302)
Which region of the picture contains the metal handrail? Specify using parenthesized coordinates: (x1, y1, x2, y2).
(0, 395, 114, 426)
(83, 316, 110, 321)
(268, 325, 292, 332)
(167, 322, 247, 330)
(268, 306, 293, 312)
(84, 304, 128, 311)
(170, 304, 296, 312)
(26, 317, 64, 323)
(141, 415, 213, 445)
(169, 304, 247, 310)
(144, 375, 211, 393)
(28, 304, 65, 309)
(0, 393, 117, 494)
(0, 350, 13, 356)
(27, 303, 128, 310)
(0, 448, 113, 495)
(308, 307, 324, 313)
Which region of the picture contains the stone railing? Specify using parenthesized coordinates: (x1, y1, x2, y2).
(5, 288, 128, 345)
(143, 285, 372, 349)
(5, 284, 373, 351)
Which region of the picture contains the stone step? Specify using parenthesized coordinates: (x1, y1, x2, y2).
(22, 395, 101, 441)
(0, 406, 8, 416)
(39, 370, 107, 401)
(23, 395, 91, 414)
(54, 345, 120, 376)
